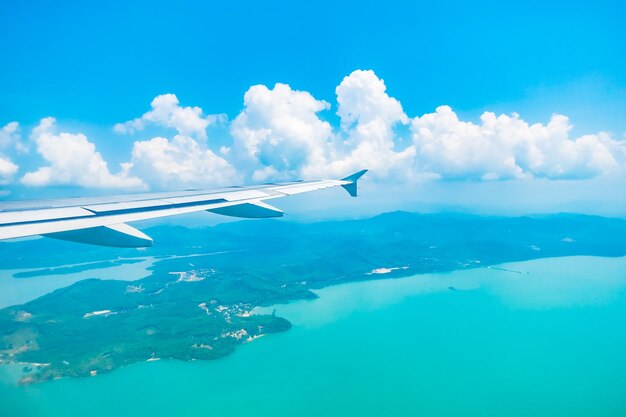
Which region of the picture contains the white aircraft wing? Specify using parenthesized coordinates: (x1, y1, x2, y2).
(0, 170, 367, 247)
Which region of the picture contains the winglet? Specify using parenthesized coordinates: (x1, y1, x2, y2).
(340, 169, 368, 197)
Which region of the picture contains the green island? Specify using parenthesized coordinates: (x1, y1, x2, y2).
(1, 212, 626, 384)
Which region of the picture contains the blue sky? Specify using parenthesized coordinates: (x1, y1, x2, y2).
(1, 0, 625, 216)
(2, 0, 625, 127)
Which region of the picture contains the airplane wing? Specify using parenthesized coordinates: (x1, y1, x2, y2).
(0, 170, 367, 247)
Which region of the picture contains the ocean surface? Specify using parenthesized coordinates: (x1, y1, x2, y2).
(1, 255, 626, 417)
(0, 256, 157, 309)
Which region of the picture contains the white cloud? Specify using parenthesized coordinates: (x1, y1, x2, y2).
(321, 70, 415, 179)
(230, 83, 334, 181)
(0, 121, 28, 154)
(336, 69, 408, 128)
(127, 135, 240, 188)
(114, 94, 224, 140)
(0, 122, 19, 148)
(411, 106, 625, 180)
(21, 117, 145, 188)
(229, 71, 415, 181)
(229, 69, 626, 183)
(0, 122, 21, 184)
(14, 69, 626, 193)
(0, 155, 18, 185)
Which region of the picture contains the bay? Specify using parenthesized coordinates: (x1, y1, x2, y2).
(1, 256, 626, 417)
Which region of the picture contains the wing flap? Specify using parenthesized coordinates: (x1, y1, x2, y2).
(44, 223, 153, 248)
(207, 201, 284, 218)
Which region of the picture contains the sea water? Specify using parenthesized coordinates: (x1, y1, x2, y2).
(1, 256, 626, 417)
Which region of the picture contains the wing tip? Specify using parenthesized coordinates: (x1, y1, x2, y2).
(340, 169, 368, 197)
(341, 169, 368, 183)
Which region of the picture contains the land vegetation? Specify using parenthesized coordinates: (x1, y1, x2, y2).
(1, 212, 626, 383)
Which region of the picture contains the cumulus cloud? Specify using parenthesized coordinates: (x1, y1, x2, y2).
(0, 122, 22, 184)
(0, 122, 19, 148)
(411, 106, 625, 180)
(126, 135, 240, 188)
(0, 121, 28, 154)
(114, 94, 225, 140)
(0, 155, 18, 185)
(21, 117, 144, 188)
(322, 70, 415, 179)
(230, 83, 334, 181)
(336, 69, 408, 128)
(229, 70, 415, 181)
(11, 69, 626, 192)
(231, 70, 625, 182)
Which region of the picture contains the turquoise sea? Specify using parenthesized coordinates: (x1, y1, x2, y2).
(2, 256, 626, 417)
